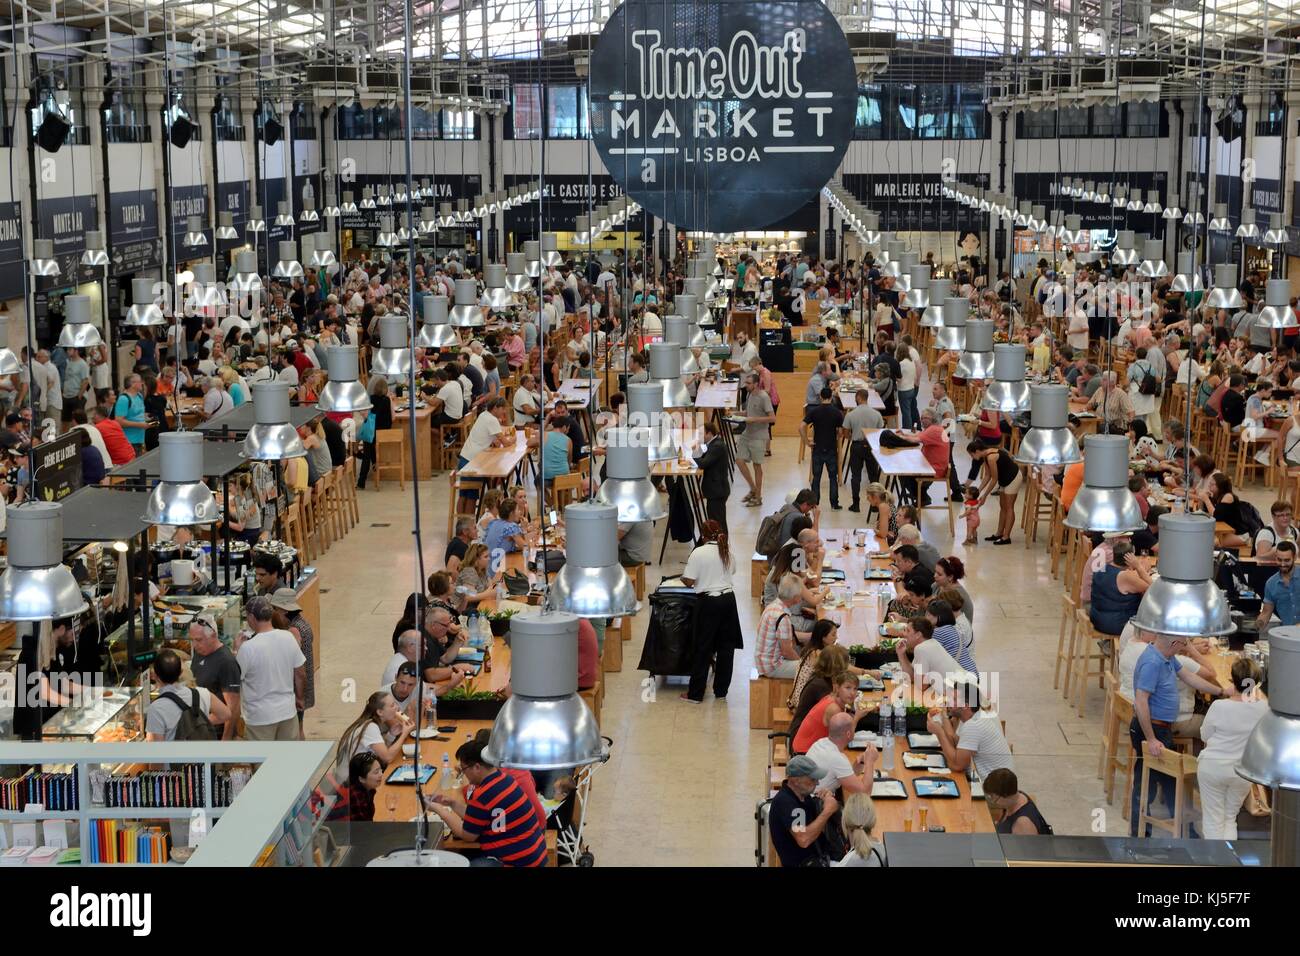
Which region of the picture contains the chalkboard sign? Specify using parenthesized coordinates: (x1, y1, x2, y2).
(32, 431, 85, 502)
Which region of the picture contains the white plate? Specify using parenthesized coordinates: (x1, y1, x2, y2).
(402, 742, 417, 757)
(410, 727, 439, 739)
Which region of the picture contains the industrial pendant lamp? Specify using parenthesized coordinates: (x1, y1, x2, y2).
(1265, 213, 1290, 245)
(393, 182, 408, 204)
(311, 235, 338, 272)
(317, 345, 372, 414)
(1205, 264, 1244, 309)
(1058, 214, 1086, 245)
(242, 382, 307, 460)
(215, 212, 239, 241)
(680, 278, 714, 327)
(376, 185, 392, 208)
(1080, 181, 1097, 202)
(1142, 190, 1162, 215)
(1236, 209, 1260, 241)
(417, 294, 458, 348)
(1169, 251, 1204, 292)
(434, 202, 454, 228)
(299, 201, 319, 225)
(30, 239, 59, 276)
(272, 240, 303, 279)
(879, 240, 906, 277)
(374, 214, 397, 248)
(371, 314, 413, 379)
(1162, 194, 1182, 221)
(934, 297, 968, 351)
(1131, 513, 1232, 638)
(664, 315, 701, 376)
(1064, 434, 1144, 532)
(626, 382, 677, 462)
(1014, 201, 1032, 227)
(360, 187, 377, 210)
(395, 213, 412, 244)
(187, 262, 227, 310)
(1237, 627, 1300, 863)
(892, 252, 918, 293)
(1113, 186, 1129, 210)
(573, 214, 591, 246)
(540, 233, 563, 267)
(1208, 203, 1232, 232)
(1126, 190, 1144, 212)
(455, 199, 472, 224)
(649, 341, 691, 408)
(273, 201, 295, 228)
(484, 264, 515, 310)
(523, 240, 542, 278)
(80, 230, 109, 266)
(57, 294, 103, 348)
(982, 344, 1031, 414)
(672, 295, 708, 346)
(595, 427, 668, 522)
(143, 432, 219, 526)
(1015, 384, 1082, 466)
(919, 278, 951, 328)
(1137, 239, 1168, 278)
(901, 265, 931, 310)
(1111, 230, 1139, 266)
(0, 316, 20, 374)
(183, 215, 208, 248)
(124, 277, 166, 325)
(448, 278, 485, 328)
(246, 204, 266, 234)
(340, 191, 359, 214)
(1028, 205, 1047, 233)
(0, 503, 89, 620)
(419, 206, 437, 234)
(954, 319, 995, 381)
(504, 252, 531, 293)
(482, 610, 609, 770)
(548, 502, 640, 618)
(1258, 279, 1298, 329)
(229, 250, 264, 297)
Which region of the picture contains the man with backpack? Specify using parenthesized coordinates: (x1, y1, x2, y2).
(1253, 500, 1297, 562)
(145, 649, 230, 741)
(756, 489, 818, 561)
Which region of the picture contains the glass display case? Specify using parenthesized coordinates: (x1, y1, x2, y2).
(0, 647, 21, 738)
(42, 686, 145, 743)
(104, 592, 244, 679)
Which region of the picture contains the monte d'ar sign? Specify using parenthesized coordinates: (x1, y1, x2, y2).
(588, 0, 857, 234)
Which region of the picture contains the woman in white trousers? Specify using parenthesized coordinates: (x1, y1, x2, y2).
(1197, 659, 1268, 839)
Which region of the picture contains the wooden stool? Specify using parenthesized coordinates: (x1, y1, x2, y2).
(294, 494, 315, 564)
(1023, 480, 1055, 548)
(622, 562, 646, 600)
(749, 670, 794, 730)
(303, 482, 329, 558)
(751, 554, 770, 598)
(1054, 528, 1088, 694)
(915, 476, 955, 537)
(1235, 433, 1274, 488)
(1101, 694, 1136, 819)
(1138, 747, 1200, 839)
(1070, 609, 1117, 718)
(551, 473, 584, 510)
(374, 430, 405, 489)
(280, 499, 307, 558)
(602, 620, 624, 672)
(341, 457, 361, 527)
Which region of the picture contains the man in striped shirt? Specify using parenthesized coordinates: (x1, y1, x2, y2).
(426, 739, 548, 867)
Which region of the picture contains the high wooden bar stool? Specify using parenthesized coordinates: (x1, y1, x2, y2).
(1138, 748, 1200, 839)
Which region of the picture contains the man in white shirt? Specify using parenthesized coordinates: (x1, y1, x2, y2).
(596, 266, 616, 291)
(928, 683, 1015, 779)
(382, 631, 422, 686)
(234, 596, 306, 741)
(457, 397, 510, 468)
(806, 712, 875, 794)
(199, 375, 234, 420)
(34, 350, 62, 418)
(430, 368, 464, 425)
(728, 331, 759, 370)
(512, 373, 541, 426)
(467, 340, 486, 373)
(897, 618, 968, 695)
(1253, 500, 1297, 563)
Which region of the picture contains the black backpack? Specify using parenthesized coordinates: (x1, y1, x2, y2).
(757, 504, 796, 559)
(1237, 500, 1266, 539)
(1136, 362, 1160, 396)
(159, 689, 218, 741)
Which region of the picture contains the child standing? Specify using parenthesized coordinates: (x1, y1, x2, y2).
(962, 484, 982, 546)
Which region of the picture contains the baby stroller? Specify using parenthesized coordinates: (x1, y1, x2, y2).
(549, 735, 613, 867)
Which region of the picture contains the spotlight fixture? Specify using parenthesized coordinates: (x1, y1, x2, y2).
(183, 215, 208, 248)
(57, 294, 103, 348)
(215, 212, 239, 241)
(0, 503, 89, 620)
(80, 230, 109, 267)
(143, 432, 219, 526)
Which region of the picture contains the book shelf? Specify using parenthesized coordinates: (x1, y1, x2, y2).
(0, 741, 339, 866)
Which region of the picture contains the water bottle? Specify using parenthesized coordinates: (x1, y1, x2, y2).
(881, 726, 895, 772)
(894, 702, 908, 740)
(495, 580, 506, 605)
(440, 754, 453, 790)
(163, 610, 173, 642)
(878, 699, 892, 737)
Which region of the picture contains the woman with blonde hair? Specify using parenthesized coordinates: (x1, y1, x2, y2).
(834, 792, 886, 866)
(787, 643, 851, 741)
(455, 541, 501, 609)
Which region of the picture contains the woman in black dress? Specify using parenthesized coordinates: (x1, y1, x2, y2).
(984, 768, 1053, 835)
(969, 441, 1024, 545)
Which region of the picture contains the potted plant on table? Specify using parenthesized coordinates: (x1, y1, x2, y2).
(486, 607, 517, 637)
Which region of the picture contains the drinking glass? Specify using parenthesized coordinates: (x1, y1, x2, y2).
(385, 792, 398, 815)
(917, 805, 929, 831)
(902, 813, 914, 833)
(960, 810, 976, 833)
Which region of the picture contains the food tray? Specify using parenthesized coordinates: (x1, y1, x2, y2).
(913, 776, 960, 798)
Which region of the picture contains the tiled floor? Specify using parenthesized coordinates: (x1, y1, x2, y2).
(302, 416, 1191, 866)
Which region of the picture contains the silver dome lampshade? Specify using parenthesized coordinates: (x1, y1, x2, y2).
(183, 215, 208, 248)
(1237, 627, 1300, 862)
(1143, 190, 1163, 214)
(481, 610, 609, 770)
(392, 182, 408, 204)
(1257, 279, 1298, 329)
(1169, 251, 1203, 292)
(1110, 186, 1127, 210)
(1064, 434, 1144, 532)
(1028, 205, 1048, 233)
(57, 294, 103, 348)
(595, 427, 668, 522)
(417, 294, 459, 348)
(376, 185, 392, 208)
(418, 206, 437, 234)
(143, 432, 220, 526)
(1137, 239, 1168, 278)
(30, 239, 60, 276)
(1235, 209, 1260, 240)
(687, 257, 719, 301)
(934, 297, 969, 351)
(573, 214, 591, 245)
(246, 204, 266, 233)
(395, 212, 413, 244)
(982, 344, 1031, 414)
(274, 201, 295, 227)
(859, 210, 881, 246)
(540, 233, 563, 267)
(1131, 513, 1232, 638)
(0, 503, 88, 621)
(271, 240, 303, 279)
(434, 202, 455, 228)
(80, 230, 109, 266)
(681, 278, 714, 327)
(901, 265, 931, 309)
(1205, 263, 1244, 310)
(484, 263, 515, 310)
(1015, 384, 1083, 466)
(1014, 201, 1032, 227)
(892, 252, 918, 293)
(242, 382, 307, 461)
(1058, 214, 1086, 245)
(0, 316, 21, 375)
(124, 276, 167, 325)
(215, 212, 239, 240)
(547, 502, 640, 618)
(649, 342, 691, 408)
(448, 277, 485, 328)
(1080, 181, 1097, 202)
(626, 382, 677, 462)
(504, 252, 532, 292)
(1208, 203, 1232, 232)
(186, 262, 228, 310)
(229, 250, 264, 297)
(310, 235, 338, 271)
(879, 240, 906, 277)
(664, 315, 701, 376)
(672, 294, 708, 345)
(359, 188, 377, 210)
(455, 198, 472, 223)
(300, 202, 320, 224)
(1162, 195, 1182, 220)
(1264, 212, 1290, 245)
(374, 214, 397, 248)
(954, 319, 996, 381)
(371, 314, 413, 379)
(1127, 190, 1144, 212)
(523, 240, 542, 278)
(1111, 230, 1139, 266)
(919, 278, 951, 328)
(317, 345, 372, 414)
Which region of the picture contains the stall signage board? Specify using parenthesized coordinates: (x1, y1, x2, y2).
(0, 201, 23, 301)
(32, 431, 84, 502)
(588, 0, 857, 234)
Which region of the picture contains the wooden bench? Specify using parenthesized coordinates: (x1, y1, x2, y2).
(749, 669, 793, 730)
(751, 552, 769, 599)
(602, 619, 625, 672)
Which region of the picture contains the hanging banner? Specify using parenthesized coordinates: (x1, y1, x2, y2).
(0, 201, 22, 301)
(36, 195, 100, 286)
(587, 0, 857, 234)
(503, 175, 624, 232)
(293, 172, 324, 237)
(335, 174, 482, 230)
(32, 431, 85, 502)
(169, 184, 210, 260)
(842, 173, 990, 233)
(108, 189, 162, 275)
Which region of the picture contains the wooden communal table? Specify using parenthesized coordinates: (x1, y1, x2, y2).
(862, 428, 937, 503)
(1067, 400, 1101, 435)
(391, 402, 434, 479)
(836, 380, 887, 410)
(165, 394, 206, 428)
(555, 378, 599, 408)
(458, 428, 533, 493)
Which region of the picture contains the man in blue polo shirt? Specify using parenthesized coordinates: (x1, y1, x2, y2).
(113, 374, 149, 451)
(1130, 632, 1227, 835)
(1257, 541, 1300, 631)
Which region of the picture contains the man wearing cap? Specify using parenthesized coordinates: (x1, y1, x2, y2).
(270, 587, 315, 732)
(769, 754, 840, 867)
(189, 615, 241, 741)
(235, 595, 306, 741)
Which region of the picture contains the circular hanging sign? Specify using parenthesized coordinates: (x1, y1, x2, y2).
(588, 0, 858, 235)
